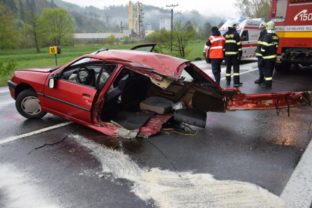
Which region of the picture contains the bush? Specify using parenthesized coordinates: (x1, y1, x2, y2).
(0, 60, 17, 77)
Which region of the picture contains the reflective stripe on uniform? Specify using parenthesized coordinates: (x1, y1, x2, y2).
(225, 51, 238, 55)
(210, 46, 223, 50)
(264, 77, 272, 81)
(261, 48, 266, 52)
(225, 40, 237, 44)
(261, 42, 275, 46)
(238, 48, 242, 51)
(236, 41, 241, 45)
(225, 34, 234, 38)
(263, 55, 277, 59)
(233, 73, 240, 76)
(255, 53, 262, 57)
(226, 73, 231, 76)
(210, 38, 225, 43)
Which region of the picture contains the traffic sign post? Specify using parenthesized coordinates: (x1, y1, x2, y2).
(49, 46, 61, 66)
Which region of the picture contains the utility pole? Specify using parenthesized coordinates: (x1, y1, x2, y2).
(120, 21, 124, 33)
(166, 3, 178, 52)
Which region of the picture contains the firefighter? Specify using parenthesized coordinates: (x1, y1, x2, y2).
(260, 21, 279, 89)
(223, 21, 243, 87)
(206, 26, 225, 84)
(254, 22, 267, 84)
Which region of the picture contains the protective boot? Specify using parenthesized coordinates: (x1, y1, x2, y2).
(254, 78, 264, 84)
(260, 81, 272, 89)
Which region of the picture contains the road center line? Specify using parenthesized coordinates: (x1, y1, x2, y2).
(280, 137, 312, 208)
(0, 122, 72, 145)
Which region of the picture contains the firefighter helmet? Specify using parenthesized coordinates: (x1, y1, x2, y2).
(265, 21, 275, 30)
(259, 22, 266, 29)
(228, 20, 238, 28)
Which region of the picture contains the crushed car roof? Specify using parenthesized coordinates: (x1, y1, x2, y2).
(92, 50, 189, 79)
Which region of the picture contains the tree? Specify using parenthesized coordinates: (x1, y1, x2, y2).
(0, 4, 21, 49)
(105, 35, 116, 45)
(235, 0, 271, 20)
(200, 22, 212, 39)
(145, 22, 195, 58)
(24, 0, 41, 52)
(38, 8, 74, 46)
(172, 21, 196, 58)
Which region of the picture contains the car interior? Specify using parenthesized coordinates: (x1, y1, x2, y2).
(100, 64, 226, 130)
(60, 59, 116, 90)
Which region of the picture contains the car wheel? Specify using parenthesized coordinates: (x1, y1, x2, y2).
(15, 89, 46, 119)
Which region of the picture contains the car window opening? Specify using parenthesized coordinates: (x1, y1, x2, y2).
(60, 58, 116, 89)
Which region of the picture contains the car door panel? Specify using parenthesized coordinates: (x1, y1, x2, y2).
(43, 79, 97, 123)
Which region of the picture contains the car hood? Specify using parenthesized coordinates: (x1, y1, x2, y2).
(20, 67, 56, 73)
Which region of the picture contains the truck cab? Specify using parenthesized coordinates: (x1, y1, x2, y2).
(271, 0, 312, 70)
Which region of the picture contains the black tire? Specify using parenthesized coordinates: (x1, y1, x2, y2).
(15, 89, 46, 119)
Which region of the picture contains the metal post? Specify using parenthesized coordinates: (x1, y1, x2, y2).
(170, 8, 173, 51)
(166, 4, 178, 52)
(55, 54, 57, 66)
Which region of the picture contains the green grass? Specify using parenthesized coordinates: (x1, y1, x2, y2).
(0, 41, 205, 86)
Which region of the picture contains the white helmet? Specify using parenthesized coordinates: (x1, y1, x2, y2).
(228, 20, 238, 28)
(265, 21, 275, 30)
(259, 22, 266, 29)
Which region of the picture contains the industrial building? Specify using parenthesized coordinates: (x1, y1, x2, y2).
(128, 1, 144, 37)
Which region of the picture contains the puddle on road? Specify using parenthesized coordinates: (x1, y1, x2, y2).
(0, 164, 58, 208)
(72, 134, 283, 208)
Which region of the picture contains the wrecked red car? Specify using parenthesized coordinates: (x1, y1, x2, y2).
(8, 44, 311, 139)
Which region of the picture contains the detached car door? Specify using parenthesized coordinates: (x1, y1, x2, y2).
(42, 58, 105, 123)
(130, 43, 156, 52)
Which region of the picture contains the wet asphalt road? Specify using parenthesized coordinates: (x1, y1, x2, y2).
(0, 61, 312, 208)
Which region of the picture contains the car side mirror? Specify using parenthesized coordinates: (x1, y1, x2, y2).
(48, 77, 56, 89)
(48, 74, 59, 89)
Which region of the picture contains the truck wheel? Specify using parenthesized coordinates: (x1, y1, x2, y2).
(15, 89, 46, 119)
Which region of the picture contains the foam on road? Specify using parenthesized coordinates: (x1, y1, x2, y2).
(72, 134, 283, 208)
(0, 164, 59, 208)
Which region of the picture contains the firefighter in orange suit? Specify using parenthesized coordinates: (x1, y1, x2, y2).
(206, 26, 225, 84)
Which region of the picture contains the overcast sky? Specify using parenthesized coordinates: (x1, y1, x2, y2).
(62, 0, 238, 17)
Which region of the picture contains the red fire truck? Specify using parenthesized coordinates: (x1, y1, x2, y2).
(271, 0, 312, 70)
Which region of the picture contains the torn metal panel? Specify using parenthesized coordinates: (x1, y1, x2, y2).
(226, 91, 312, 110)
(139, 114, 172, 138)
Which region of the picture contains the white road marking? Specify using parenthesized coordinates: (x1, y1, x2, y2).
(72, 134, 283, 208)
(0, 164, 59, 208)
(0, 100, 15, 107)
(280, 138, 312, 208)
(0, 89, 9, 94)
(0, 122, 72, 145)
